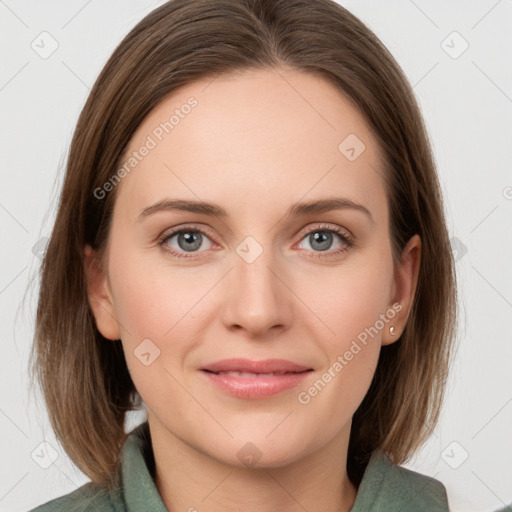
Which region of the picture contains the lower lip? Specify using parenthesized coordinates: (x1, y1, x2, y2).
(200, 370, 312, 399)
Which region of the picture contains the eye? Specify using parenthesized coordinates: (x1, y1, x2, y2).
(158, 225, 214, 258)
(295, 223, 354, 258)
(158, 223, 355, 259)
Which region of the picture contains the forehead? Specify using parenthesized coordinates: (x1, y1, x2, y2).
(114, 67, 387, 222)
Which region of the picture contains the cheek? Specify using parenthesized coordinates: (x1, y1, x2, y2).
(108, 244, 202, 339)
(107, 252, 200, 410)
(294, 262, 391, 433)
(292, 252, 393, 414)
(106, 239, 221, 377)
(298, 254, 394, 350)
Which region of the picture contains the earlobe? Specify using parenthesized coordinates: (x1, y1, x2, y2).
(83, 244, 121, 341)
(382, 234, 421, 346)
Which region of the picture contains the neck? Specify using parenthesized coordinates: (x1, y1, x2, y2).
(149, 416, 357, 512)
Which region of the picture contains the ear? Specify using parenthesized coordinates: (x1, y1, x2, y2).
(382, 234, 421, 346)
(83, 244, 121, 341)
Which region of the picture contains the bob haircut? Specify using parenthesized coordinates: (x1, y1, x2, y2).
(30, 0, 457, 491)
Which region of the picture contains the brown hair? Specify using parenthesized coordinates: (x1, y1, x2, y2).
(29, 0, 457, 490)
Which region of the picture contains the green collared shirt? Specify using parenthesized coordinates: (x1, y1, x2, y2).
(31, 421, 450, 511)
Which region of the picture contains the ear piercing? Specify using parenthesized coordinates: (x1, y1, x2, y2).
(389, 326, 396, 335)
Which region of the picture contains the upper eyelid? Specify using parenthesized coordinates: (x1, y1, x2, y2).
(162, 222, 349, 235)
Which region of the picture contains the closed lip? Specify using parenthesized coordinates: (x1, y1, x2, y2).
(200, 358, 312, 374)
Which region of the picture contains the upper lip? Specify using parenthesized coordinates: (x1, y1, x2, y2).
(200, 358, 312, 374)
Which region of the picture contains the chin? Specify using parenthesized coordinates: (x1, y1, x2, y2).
(207, 429, 311, 470)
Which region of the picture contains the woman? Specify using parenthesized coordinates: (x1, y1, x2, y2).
(30, 0, 457, 510)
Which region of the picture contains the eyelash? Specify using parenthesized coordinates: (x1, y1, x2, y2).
(157, 223, 355, 260)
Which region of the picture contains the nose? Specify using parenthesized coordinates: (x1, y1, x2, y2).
(220, 242, 293, 338)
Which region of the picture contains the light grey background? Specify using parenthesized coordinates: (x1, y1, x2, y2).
(1, 1, 511, 511)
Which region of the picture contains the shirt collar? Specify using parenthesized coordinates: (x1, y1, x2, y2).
(122, 421, 168, 511)
(349, 448, 449, 511)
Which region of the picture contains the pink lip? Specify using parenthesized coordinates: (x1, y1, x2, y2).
(200, 358, 313, 399)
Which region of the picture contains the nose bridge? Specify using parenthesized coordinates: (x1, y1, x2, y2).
(224, 234, 289, 332)
(235, 234, 280, 301)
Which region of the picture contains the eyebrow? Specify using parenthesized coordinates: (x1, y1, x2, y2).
(137, 197, 374, 223)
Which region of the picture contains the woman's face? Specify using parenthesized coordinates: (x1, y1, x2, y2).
(86, 67, 420, 468)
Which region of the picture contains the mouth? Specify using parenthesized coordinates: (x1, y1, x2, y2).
(202, 370, 309, 377)
(200, 357, 312, 374)
(199, 358, 313, 399)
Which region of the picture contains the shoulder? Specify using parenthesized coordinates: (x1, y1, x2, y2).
(352, 450, 450, 512)
(29, 481, 125, 512)
(384, 460, 450, 511)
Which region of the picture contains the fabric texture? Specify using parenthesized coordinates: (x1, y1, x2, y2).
(31, 421, 450, 511)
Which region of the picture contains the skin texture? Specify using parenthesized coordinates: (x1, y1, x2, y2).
(85, 67, 421, 512)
